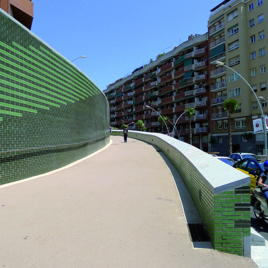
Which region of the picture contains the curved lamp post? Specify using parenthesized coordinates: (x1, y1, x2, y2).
(172, 111, 186, 138)
(145, 105, 170, 136)
(213, 61, 267, 157)
(71, 55, 87, 62)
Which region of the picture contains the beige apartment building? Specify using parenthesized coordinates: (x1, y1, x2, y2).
(209, 0, 267, 155)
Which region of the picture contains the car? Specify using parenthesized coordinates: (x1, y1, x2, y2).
(233, 158, 265, 194)
(214, 156, 236, 166)
(229, 153, 258, 163)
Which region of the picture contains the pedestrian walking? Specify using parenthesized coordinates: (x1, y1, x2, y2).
(123, 126, 128, 142)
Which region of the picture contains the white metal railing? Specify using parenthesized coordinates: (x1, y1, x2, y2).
(185, 90, 194, 96)
(195, 87, 206, 94)
(127, 92, 133, 97)
(195, 74, 206, 81)
(151, 81, 157, 86)
(184, 65, 192, 72)
(185, 103, 195, 109)
(212, 95, 227, 104)
(196, 127, 207, 133)
(194, 47, 205, 55)
(196, 114, 207, 120)
(212, 111, 228, 119)
(210, 36, 225, 49)
(210, 52, 226, 63)
(209, 22, 225, 35)
(211, 81, 227, 91)
(210, 66, 226, 77)
(194, 61, 206, 68)
(186, 51, 193, 58)
(196, 100, 206, 106)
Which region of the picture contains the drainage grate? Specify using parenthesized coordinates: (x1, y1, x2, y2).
(188, 224, 210, 242)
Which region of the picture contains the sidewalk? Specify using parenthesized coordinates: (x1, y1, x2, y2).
(0, 136, 257, 267)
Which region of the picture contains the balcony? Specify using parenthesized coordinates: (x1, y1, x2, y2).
(209, 22, 225, 36)
(174, 92, 185, 101)
(115, 104, 123, 110)
(210, 36, 225, 50)
(184, 65, 193, 72)
(162, 108, 174, 115)
(144, 74, 150, 81)
(194, 61, 207, 69)
(195, 100, 207, 107)
(157, 62, 174, 74)
(144, 84, 151, 91)
(195, 114, 207, 120)
(210, 52, 226, 63)
(194, 47, 206, 56)
(135, 114, 144, 120)
(195, 74, 206, 81)
(110, 107, 115, 111)
(185, 102, 195, 109)
(161, 96, 174, 105)
(173, 68, 184, 79)
(160, 85, 173, 94)
(115, 112, 124, 117)
(185, 51, 193, 59)
(144, 113, 151, 119)
(211, 111, 228, 119)
(133, 106, 144, 112)
(195, 87, 206, 95)
(134, 86, 144, 95)
(212, 95, 227, 105)
(151, 122, 160, 126)
(158, 74, 173, 84)
(174, 105, 185, 112)
(185, 90, 194, 96)
(135, 96, 144, 103)
(211, 81, 227, 92)
(116, 96, 123, 102)
(135, 77, 144, 85)
(210, 66, 226, 78)
(196, 127, 208, 133)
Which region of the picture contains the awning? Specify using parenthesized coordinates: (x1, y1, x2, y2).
(183, 71, 193, 79)
(175, 55, 186, 66)
(210, 44, 225, 58)
(184, 58, 193, 67)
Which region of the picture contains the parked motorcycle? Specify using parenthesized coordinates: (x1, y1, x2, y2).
(252, 187, 268, 221)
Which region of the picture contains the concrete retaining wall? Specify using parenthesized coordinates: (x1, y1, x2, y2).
(112, 130, 251, 257)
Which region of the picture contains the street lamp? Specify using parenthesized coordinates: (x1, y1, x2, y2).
(145, 105, 170, 136)
(172, 111, 186, 138)
(71, 56, 86, 62)
(213, 61, 267, 157)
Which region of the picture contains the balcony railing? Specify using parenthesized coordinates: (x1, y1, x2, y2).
(194, 47, 206, 56)
(210, 66, 226, 77)
(211, 111, 228, 119)
(184, 65, 192, 72)
(185, 102, 195, 109)
(196, 100, 207, 107)
(195, 74, 206, 81)
(209, 22, 225, 35)
(211, 81, 227, 91)
(195, 87, 206, 94)
(185, 90, 194, 96)
(210, 52, 226, 63)
(212, 96, 227, 104)
(194, 61, 206, 68)
(196, 127, 208, 133)
(196, 114, 207, 120)
(210, 36, 225, 49)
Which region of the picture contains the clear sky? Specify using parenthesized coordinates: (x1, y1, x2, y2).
(31, 0, 221, 91)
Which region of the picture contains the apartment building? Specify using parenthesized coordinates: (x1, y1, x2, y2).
(209, 0, 267, 155)
(104, 34, 210, 151)
(0, 0, 33, 29)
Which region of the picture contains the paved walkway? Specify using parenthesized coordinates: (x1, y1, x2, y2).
(0, 136, 258, 267)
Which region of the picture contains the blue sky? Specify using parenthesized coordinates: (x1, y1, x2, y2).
(31, 0, 221, 91)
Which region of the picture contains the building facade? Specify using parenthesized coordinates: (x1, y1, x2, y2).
(104, 34, 211, 152)
(209, 0, 267, 155)
(0, 0, 33, 29)
(105, 0, 268, 155)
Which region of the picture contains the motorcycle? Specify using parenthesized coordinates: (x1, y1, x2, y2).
(252, 187, 268, 221)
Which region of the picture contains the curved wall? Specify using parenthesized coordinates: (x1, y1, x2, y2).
(0, 10, 110, 184)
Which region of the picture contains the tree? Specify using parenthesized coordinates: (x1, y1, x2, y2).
(158, 115, 169, 133)
(136, 120, 144, 129)
(121, 124, 127, 129)
(185, 108, 195, 145)
(223, 99, 239, 155)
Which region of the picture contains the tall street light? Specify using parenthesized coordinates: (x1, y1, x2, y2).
(71, 55, 87, 62)
(145, 105, 170, 136)
(172, 111, 186, 138)
(213, 60, 267, 157)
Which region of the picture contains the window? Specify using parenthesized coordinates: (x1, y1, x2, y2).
(229, 56, 240, 66)
(228, 40, 239, 51)
(261, 101, 267, 108)
(250, 35, 256, 43)
(217, 121, 222, 129)
(259, 31, 265, 40)
(252, 85, 257, 92)
(223, 121, 228, 129)
(259, 48, 265, 57)
(229, 72, 240, 82)
(235, 119, 246, 129)
(258, 0, 263, 6)
(248, 3, 254, 11)
(251, 51, 256, 60)
(228, 9, 238, 21)
(228, 26, 239, 36)
(251, 68, 257, 76)
(258, 14, 264, 23)
(252, 102, 258, 110)
(261, 82, 266, 91)
(249, 18, 255, 27)
(230, 87, 241, 97)
(260, 65, 266, 74)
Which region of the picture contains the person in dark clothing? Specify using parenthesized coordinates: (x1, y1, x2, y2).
(123, 127, 128, 142)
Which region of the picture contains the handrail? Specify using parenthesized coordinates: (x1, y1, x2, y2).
(0, 134, 109, 155)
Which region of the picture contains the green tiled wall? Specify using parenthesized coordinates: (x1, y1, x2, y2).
(115, 130, 251, 257)
(0, 10, 110, 184)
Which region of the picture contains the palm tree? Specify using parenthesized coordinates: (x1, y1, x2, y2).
(185, 108, 195, 145)
(223, 99, 239, 155)
(158, 115, 169, 133)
